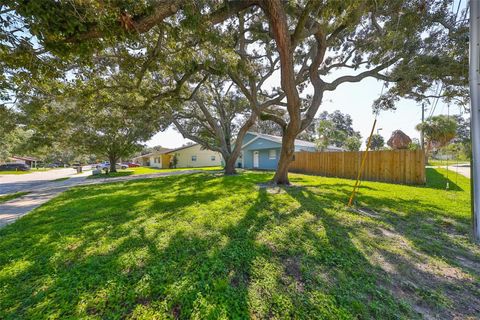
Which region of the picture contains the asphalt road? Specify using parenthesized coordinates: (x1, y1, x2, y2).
(0, 168, 82, 195)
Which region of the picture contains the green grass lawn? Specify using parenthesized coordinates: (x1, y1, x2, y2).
(87, 166, 223, 179)
(0, 170, 30, 175)
(0, 168, 57, 175)
(0, 192, 29, 204)
(0, 169, 478, 319)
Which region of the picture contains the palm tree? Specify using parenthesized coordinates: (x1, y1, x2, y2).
(416, 115, 457, 161)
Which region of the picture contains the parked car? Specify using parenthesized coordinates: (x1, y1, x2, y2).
(126, 162, 140, 168)
(46, 163, 59, 168)
(0, 163, 30, 171)
(52, 163, 68, 167)
(95, 162, 128, 170)
(117, 163, 128, 169)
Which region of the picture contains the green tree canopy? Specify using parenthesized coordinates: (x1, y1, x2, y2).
(2, 0, 469, 184)
(315, 110, 361, 149)
(368, 134, 385, 151)
(416, 115, 457, 155)
(345, 136, 362, 152)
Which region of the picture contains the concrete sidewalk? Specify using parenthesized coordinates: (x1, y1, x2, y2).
(0, 170, 202, 228)
(430, 164, 471, 178)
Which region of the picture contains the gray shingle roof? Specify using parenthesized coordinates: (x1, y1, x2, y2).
(246, 132, 317, 148)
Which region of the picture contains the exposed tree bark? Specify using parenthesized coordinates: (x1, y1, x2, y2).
(259, 0, 396, 185)
(273, 130, 296, 184)
(172, 110, 257, 176)
(223, 155, 237, 175)
(108, 153, 118, 173)
(225, 114, 257, 174)
(260, 0, 301, 185)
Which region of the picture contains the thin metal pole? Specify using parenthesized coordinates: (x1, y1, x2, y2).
(469, 0, 480, 243)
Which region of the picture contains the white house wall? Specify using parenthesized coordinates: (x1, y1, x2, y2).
(10, 159, 26, 164)
(149, 156, 162, 168)
(171, 144, 223, 168)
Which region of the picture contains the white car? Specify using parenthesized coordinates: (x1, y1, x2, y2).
(94, 162, 128, 170)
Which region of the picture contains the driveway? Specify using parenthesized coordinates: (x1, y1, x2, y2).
(0, 168, 83, 195)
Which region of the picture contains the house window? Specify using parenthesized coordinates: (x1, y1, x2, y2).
(211, 155, 216, 161)
(269, 149, 276, 160)
(192, 155, 197, 161)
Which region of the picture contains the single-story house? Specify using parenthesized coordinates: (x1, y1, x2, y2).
(132, 144, 223, 168)
(7, 156, 38, 168)
(240, 132, 342, 170)
(132, 148, 172, 169)
(168, 144, 223, 168)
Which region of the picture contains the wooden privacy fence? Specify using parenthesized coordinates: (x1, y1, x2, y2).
(289, 149, 426, 185)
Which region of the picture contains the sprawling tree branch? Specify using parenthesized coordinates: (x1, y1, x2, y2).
(324, 58, 400, 91)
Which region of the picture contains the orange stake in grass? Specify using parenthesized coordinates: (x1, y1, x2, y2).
(348, 118, 377, 207)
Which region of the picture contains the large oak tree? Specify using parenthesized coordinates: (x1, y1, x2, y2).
(3, 0, 468, 184)
(169, 77, 257, 175)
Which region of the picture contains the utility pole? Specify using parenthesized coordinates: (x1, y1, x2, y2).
(470, 0, 480, 243)
(420, 103, 425, 149)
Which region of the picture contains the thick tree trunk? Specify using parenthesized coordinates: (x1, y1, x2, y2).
(224, 155, 237, 175)
(223, 115, 256, 176)
(109, 155, 118, 173)
(260, 0, 302, 185)
(272, 127, 297, 185)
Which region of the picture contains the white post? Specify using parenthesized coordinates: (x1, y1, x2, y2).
(470, 0, 480, 243)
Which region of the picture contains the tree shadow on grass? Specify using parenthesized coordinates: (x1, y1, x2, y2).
(0, 174, 274, 318)
(283, 186, 480, 319)
(290, 168, 464, 192)
(0, 171, 478, 319)
(425, 168, 463, 191)
(355, 193, 480, 273)
(291, 178, 477, 274)
(281, 187, 416, 318)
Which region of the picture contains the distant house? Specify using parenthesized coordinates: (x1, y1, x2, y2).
(8, 156, 38, 168)
(132, 144, 223, 168)
(132, 148, 172, 169)
(240, 132, 342, 170)
(167, 144, 223, 168)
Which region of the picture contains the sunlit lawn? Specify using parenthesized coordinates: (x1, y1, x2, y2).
(0, 168, 57, 175)
(87, 166, 223, 179)
(0, 170, 30, 175)
(0, 168, 478, 319)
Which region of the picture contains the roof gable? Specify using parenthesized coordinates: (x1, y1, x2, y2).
(167, 143, 199, 154)
(133, 148, 172, 158)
